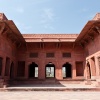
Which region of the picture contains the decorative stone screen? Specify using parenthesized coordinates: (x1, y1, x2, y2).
(62, 53, 71, 58)
(30, 53, 38, 58)
(46, 53, 54, 58)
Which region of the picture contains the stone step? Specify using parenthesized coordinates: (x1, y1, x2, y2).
(1, 79, 99, 91)
(0, 87, 100, 92)
(9, 79, 85, 85)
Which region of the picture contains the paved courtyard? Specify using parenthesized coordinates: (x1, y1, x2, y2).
(0, 91, 100, 100)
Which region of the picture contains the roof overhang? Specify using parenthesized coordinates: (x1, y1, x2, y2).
(0, 20, 25, 43)
(23, 34, 78, 42)
(75, 20, 100, 42)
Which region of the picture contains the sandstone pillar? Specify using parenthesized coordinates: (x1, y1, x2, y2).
(72, 61, 76, 79)
(89, 58, 96, 79)
(38, 62, 45, 80)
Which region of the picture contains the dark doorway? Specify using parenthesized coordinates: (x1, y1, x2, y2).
(45, 62, 55, 78)
(29, 62, 38, 78)
(62, 62, 72, 78)
(10, 62, 14, 79)
(87, 62, 91, 79)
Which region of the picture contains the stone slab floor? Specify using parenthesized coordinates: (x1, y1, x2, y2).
(0, 91, 100, 100)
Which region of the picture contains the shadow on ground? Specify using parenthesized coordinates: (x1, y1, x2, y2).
(9, 79, 66, 87)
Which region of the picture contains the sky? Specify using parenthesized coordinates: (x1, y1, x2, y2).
(0, 0, 100, 34)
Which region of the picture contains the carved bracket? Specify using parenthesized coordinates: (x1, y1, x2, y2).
(83, 39, 88, 44)
(88, 34, 94, 40)
(73, 43, 75, 48)
(95, 26, 100, 34)
(56, 42, 61, 48)
(79, 42, 84, 48)
(40, 42, 44, 49)
(0, 23, 6, 34)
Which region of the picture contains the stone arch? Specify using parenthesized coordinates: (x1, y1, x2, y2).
(62, 62, 72, 78)
(45, 62, 55, 78)
(29, 62, 38, 78)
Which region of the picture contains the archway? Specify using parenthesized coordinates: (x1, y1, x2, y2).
(87, 62, 91, 79)
(62, 62, 72, 78)
(29, 62, 38, 78)
(10, 62, 14, 79)
(45, 62, 55, 78)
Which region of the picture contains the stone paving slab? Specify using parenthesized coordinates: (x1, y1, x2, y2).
(9, 83, 97, 88)
(0, 91, 100, 100)
(1, 83, 100, 91)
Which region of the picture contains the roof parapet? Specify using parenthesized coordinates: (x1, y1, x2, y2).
(93, 13, 100, 20)
(0, 13, 8, 21)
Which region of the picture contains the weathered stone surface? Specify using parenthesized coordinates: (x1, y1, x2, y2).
(0, 13, 100, 87)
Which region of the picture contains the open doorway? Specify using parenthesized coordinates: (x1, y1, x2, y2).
(29, 62, 38, 78)
(62, 62, 72, 78)
(45, 62, 55, 78)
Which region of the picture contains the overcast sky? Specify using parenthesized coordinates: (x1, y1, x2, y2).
(0, 0, 100, 34)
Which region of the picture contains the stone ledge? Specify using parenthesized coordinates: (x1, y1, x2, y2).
(0, 87, 100, 92)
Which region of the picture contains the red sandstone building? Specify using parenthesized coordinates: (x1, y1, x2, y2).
(0, 13, 100, 85)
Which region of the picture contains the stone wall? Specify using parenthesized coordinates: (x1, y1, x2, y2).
(16, 42, 85, 80)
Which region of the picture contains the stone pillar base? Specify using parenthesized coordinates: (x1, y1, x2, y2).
(91, 76, 96, 80)
(0, 79, 4, 88)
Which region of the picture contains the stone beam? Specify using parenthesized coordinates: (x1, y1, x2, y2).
(4, 22, 20, 41)
(0, 23, 9, 35)
(8, 34, 17, 43)
(5, 29, 19, 45)
(40, 42, 44, 49)
(83, 40, 88, 44)
(56, 42, 61, 48)
(88, 34, 94, 40)
(56, 43, 58, 48)
(2, 23, 21, 45)
(95, 26, 100, 34)
(73, 43, 75, 48)
(92, 28, 98, 34)
(40, 43, 42, 48)
(26, 43, 28, 51)
(0, 23, 6, 34)
(2, 27, 9, 35)
(79, 42, 84, 48)
(17, 42, 21, 48)
(12, 41, 17, 45)
(42, 43, 44, 48)
(59, 43, 61, 48)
